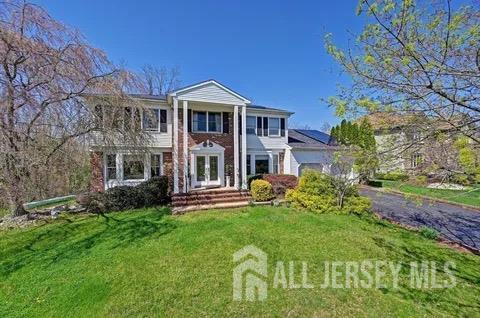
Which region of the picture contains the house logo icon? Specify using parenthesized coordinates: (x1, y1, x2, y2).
(232, 245, 268, 301)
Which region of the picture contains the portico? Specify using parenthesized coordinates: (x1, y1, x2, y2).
(168, 80, 251, 193)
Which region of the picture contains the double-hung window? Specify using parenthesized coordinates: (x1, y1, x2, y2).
(106, 154, 117, 180)
(272, 154, 279, 174)
(151, 154, 162, 177)
(193, 111, 222, 133)
(268, 118, 280, 136)
(143, 108, 167, 132)
(246, 116, 256, 135)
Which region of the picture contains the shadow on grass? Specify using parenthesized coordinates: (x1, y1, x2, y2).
(0, 207, 176, 277)
(371, 234, 480, 315)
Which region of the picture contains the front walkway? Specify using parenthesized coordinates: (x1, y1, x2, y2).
(360, 187, 480, 251)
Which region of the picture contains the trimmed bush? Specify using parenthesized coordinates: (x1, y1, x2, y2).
(77, 176, 170, 213)
(262, 174, 298, 197)
(136, 176, 169, 206)
(285, 169, 371, 215)
(251, 180, 274, 202)
(375, 170, 409, 181)
(366, 180, 383, 187)
(76, 192, 106, 213)
(247, 174, 264, 189)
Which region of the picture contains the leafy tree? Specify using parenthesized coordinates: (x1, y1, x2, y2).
(325, 0, 480, 177)
(331, 118, 378, 181)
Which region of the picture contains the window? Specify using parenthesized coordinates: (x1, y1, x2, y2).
(246, 155, 251, 175)
(143, 109, 159, 131)
(123, 155, 144, 180)
(272, 154, 279, 174)
(255, 155, 269, 174)
(106, 154, 117, 180)
(208, 112, 221, 132)
(94, 105, 103, 127)
(160, 109, 167, 133)
(151, 154, 162, 177)
(246, 116, 256, 135)
(269, 118, 280, 136)
(411, 153, 423, 168)
(193, 111, 222, 133)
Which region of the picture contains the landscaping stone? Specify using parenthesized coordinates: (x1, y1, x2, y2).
(427, 182, 468, 190)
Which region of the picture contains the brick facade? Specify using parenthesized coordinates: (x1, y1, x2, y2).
(90, 151, 104, 192)
(178, 109, 236, 191)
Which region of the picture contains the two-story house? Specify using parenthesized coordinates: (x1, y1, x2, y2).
(89, 80, 339, 194)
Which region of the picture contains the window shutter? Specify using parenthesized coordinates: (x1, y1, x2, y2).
(280, 118, 285, 137)
(187, 109, 192, 132)
(263, 117, 269, 136)
(223, 112, 229, 134)
(239, 115, 242, 135)
(257, 117, 263, 136)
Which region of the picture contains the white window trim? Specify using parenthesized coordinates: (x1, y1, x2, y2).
(103, 152, 165, 189)
(268, 117, 281, 137)
(141, 108, 168, 134)
(246, 115, 257, 135)
(192, 110, 223, 133)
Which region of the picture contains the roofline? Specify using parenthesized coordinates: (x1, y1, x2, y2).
(168, 79, 251, 103)
(290, 129, 330, 144)
(247, 107, 294, 116)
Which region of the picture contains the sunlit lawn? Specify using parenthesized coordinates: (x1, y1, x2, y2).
(0, 206, 479, 317)
(379, 180, 480, 208)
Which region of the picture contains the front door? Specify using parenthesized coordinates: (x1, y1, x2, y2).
(194, 154, 220, 187)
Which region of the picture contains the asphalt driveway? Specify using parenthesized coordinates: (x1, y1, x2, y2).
(360, 187, 480, 251)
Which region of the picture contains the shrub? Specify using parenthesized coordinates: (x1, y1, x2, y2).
(375, 170, 409, 181)
(366, 180, 383, 187)
(413, 175, 428, 185)
(76, 192, 106, 214)
(285, 169, 371, 215)
(104, 186, 145, 211)
(420, 226, 440, 240)
(262, 174, 298, 197)
(296, 169, 335, 195)
(136, 176, 169, 206)
(247, 174, 264, 189)
(251, 180, 274, 202)
(77, 177, 170, 213)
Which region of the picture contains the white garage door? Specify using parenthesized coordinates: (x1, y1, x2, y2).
(299, 163, 323, 176)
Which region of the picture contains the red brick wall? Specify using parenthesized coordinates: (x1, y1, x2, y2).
(178, 109, 235, 191)
(90, 151, 104, 192)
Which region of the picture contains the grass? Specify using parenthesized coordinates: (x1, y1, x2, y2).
(380, 180, 480, 208)
(0, 206, 479, 317)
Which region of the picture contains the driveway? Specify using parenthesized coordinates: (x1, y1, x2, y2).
(360, 187, 480, 251)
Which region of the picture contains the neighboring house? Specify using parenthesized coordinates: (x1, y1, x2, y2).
(366, 112, 465, 174)
(89, 79, 339, 193)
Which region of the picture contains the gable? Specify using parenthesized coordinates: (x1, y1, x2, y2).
(169, 80, 250, 105)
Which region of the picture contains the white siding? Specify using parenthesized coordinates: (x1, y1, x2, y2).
(247, 135, 288, 150)
(176, 82, 247, 105)
(289, 149, 335, 177)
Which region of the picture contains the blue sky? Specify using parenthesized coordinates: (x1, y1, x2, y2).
(36, 0, 367, 129)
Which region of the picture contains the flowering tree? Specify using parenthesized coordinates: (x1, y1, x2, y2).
(0, 1, 146, 216)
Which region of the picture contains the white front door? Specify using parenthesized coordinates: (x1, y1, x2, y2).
(194, 154, 221, 187)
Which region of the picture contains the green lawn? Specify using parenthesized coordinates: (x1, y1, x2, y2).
(380, 180, 480, 208)
(0, 206, 479, 317)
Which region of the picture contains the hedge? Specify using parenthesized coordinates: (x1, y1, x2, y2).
(251, 180, 274, 202)
(262, 174, 298, 196)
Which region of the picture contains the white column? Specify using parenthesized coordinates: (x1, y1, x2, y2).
(173, 98, 179, 193)
(241, 105, 247, 189)
(183, 100, 189, 193)
(233, 105, 239, 189)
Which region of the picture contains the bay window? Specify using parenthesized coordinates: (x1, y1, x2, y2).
(123, 155, 145, 180)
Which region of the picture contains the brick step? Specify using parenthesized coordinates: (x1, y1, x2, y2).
(172, 190, 250, 201)
(173, 188, 249, 197)
(172, 192, 251, 203)
(172, 195, 252, 207)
